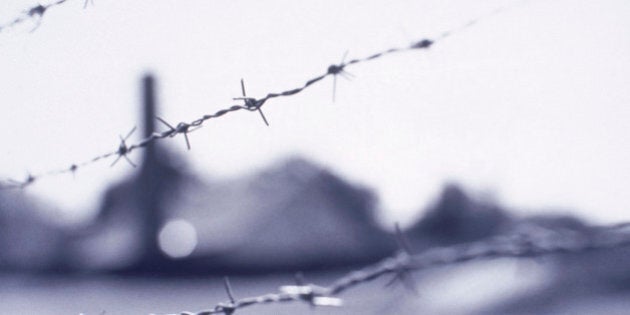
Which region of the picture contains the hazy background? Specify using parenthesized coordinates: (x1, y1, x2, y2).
(1, 0, 629, 226)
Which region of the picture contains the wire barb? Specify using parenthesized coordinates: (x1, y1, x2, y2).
(27, 4, 48, 32)
(110, 126, 137, 168)
(217, 277, 237, 315)
(233, 79, 269, 126)
(156, 117, 197, 150)
(28, 5, 48, 18)
(411, 39, 434, 49)
(327, 51, 354, 102)
(5, 173, 37, 189)
(385, 223, 418, 294)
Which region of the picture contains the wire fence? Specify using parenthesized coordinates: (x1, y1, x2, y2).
(3, 2, 630, 313)
(0, 0, 527, 189)
(165, 222, 630, 315)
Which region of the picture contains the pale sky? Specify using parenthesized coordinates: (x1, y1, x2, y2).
(1, 0, 629, 226)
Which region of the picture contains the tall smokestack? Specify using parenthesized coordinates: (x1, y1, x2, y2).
(141, 74, 156, 166)
(136, 73, 165, 270)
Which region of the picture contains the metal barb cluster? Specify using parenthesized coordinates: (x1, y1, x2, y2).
(156, 117, 198, 150)
(1, 1, 527, 189)
(161, 222, 630, 315)
(327, 51, 355, 102)
(411, 39, 434, 49)
(385, 223, 418, 293)
(233, 79, 269, 126)
(111, 127, 137, 168)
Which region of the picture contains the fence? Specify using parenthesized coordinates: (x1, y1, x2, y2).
(2, 1, 630, 315)
(0, 0, 524, 189)
(168, 222, 630, 315)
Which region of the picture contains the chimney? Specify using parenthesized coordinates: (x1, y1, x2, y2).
(136, 73, 166, 269)
(141, 74, 156, 168)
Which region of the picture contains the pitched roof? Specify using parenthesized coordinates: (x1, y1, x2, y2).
(168, 156, 394, 271)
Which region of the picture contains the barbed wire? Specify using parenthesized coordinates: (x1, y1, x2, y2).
(162, 222, 630, 315)
(0, 1, 529, 189)
(0, 0, 93, 33)
(5, 2, 629, 315)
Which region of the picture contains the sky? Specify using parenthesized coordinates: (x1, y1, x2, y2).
(0, 0, 629, 226)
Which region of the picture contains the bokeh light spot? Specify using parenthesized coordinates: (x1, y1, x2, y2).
(158, 219, 198, 259)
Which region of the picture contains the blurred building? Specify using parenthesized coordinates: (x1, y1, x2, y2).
(0, 190, 67, 272)
(67, 75, 395, 273)
(406, 183, 512, 250)
(401, 185, 630, 315)
(67, 152, 395, 273)
(167, 156, 395, 272)
(0, 75, 395, 274)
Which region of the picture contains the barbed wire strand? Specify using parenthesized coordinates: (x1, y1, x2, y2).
(0, 0, 529, 189)
(0, 0, 97, 33)
(162, 222, 630, 315)
(0, 0, 83, 33)
(5, 3, 630, 315)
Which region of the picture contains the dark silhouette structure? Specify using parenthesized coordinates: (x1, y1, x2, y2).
(71, 75, 186, 272)
(0, 191, 66, 272)
(134, 75, 181, 271)
(407, 183, 511, 250)
(171, 156, 396, 272)
(69, 74, 393, 274)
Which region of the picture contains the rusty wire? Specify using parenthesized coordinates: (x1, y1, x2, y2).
(0, 1, 531, 189)
(165, 222, 630, 315)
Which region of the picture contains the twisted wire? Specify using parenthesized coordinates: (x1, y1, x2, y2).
(0, 1, 527, 189)
(0, 0, 85, 33)
(167, 222, 630, 315)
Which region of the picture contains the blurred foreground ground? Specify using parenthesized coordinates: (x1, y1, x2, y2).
(3, 163, 630, 314)
(0, 260, 538, 315)
(3, 257, 630, 315)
